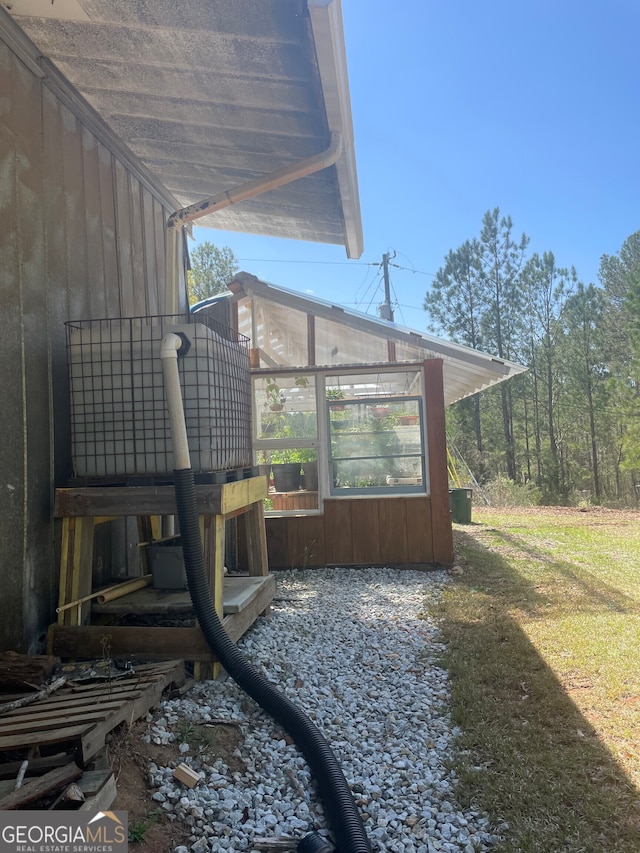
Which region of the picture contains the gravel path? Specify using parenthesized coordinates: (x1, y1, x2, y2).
(146, 568, 499, 853)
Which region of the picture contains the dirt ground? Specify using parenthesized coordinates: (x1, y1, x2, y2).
(106, 718, 244, 852)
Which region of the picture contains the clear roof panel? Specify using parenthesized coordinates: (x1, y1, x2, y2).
(315, 317, 388, 366)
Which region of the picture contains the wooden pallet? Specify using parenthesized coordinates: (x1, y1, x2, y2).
(0, 661, 185, 769)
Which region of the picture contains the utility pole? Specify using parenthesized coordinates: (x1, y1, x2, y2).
(378, 251, 396, 322)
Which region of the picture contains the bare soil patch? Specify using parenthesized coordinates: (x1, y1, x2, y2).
(106, 719, 243, 852)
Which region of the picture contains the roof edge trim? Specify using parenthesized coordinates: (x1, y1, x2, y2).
(308, 0, 363, 259)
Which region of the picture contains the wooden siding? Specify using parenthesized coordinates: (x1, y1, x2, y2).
(272, 497, 433, 568)
(0, 35, 185, 653)
(238, 496, 441, 569)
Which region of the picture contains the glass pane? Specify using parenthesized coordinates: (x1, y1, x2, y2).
(256, 448, 319, 511)
(329, 398, 424, 492)
(327, 370, 422, 400)
(254, 374, 317, 440)
(315, 318, 388, 365)
(253, 297, 308, 367)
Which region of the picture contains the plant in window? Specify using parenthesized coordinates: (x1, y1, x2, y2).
(326, 386, 346, 411)
(264, 377, 286, 411)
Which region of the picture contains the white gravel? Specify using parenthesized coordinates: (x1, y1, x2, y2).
(144, 567, 500, 853)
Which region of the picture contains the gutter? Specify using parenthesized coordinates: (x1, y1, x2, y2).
(167, 132, 343, 231)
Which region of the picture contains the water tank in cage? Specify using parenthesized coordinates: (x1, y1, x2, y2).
(66, 315, 252, 479)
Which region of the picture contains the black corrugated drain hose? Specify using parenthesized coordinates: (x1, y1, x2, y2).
(173, 468, 371, 853)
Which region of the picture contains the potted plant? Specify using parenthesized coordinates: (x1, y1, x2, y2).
(270, 448, 302, 492)
(327, 386, 346, 412)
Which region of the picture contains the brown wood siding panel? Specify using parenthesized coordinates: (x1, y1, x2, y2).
(285, 515, 326, 568)
(423, 360, 454, 563)
(97, 143, 121, 317)
(61, 104, 91, 322)
(378, 499, 409, 563)
(142, 190, 159, 316)
(351, 500, 381, 564)
(81, 127, 107, 319)
(153, 200, 168, 313)
(405, 496, 433, 562)
(264, 517, 289, 570)
(0, 33, 183, 653)
(42, 88, 73, 486)
(130, 183, 148, 316)
(0, 48, 29, 652)
(113, 159, 135, 316)
(323, 500, 353, 565)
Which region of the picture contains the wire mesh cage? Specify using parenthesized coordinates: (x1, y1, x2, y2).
(66, 314, 252, 480)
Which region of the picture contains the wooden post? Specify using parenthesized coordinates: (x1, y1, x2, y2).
(58, 517, 95, 626)
(245, 501, 269, 577)
(423, 359, 454, 563)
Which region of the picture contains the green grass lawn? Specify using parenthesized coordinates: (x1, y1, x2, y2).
(431, 506, 640, 853)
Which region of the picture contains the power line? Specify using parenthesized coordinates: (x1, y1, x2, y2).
(235, 257, 377, 267)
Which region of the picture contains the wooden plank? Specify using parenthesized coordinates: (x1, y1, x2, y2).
(379, 499, 409, 563)
(48, 626, 213, 662)
(323, 500, 353, 565)
(406, 496, 433, 563)
(423, 360, 454, 563)
(0, 709, 117, 737)
(92, 587, 193, 614)
(0, 725, 87, 752)
(351, 500, 381, 564)
(245, 500, 269, 576)
(222, 576, 271, 614)
(0, 763, 82, 811)
(223, 574, 275, 645)
(220, 478, 268, 515)
(0, 699, 128, 726)
(78, 773, 117, 811)
(54, 483, 264, 518)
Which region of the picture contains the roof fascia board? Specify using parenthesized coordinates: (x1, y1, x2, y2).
(232, 273, 523, 376)
(308, 0, 363, 259)
(0, 6, 179, 212)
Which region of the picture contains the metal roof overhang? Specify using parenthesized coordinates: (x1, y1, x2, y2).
(226, 273, 528, 405)
(3, 0, 363, 257)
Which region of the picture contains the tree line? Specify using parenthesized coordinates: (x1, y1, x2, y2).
(424, 208, 640, 506)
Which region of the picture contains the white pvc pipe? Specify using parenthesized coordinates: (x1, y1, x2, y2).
(160, 333, 192, 471)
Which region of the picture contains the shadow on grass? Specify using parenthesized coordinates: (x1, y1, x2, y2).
(455, 526, 640, 616)
(434, 529, 640, 853)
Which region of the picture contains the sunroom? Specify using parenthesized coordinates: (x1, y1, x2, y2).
(195, 272, 525, 568)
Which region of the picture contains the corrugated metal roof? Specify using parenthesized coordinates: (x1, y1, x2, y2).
(4, 0, 362, 257)
(223, 273, 527, 404)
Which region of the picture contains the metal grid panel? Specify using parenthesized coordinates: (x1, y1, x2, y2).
(66, 314, 251, 479)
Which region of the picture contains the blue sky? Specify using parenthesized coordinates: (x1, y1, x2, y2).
(193, 0, 640, 331)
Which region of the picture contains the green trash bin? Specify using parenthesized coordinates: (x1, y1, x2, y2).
(449, 488, 472, 523)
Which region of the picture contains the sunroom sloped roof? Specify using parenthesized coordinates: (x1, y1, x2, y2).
(225, 273, 527, 405)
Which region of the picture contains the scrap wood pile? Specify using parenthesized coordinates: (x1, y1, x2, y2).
(0, 651, 186, 811)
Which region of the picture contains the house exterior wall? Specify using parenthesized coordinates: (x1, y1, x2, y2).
(0, 36, 186, 653)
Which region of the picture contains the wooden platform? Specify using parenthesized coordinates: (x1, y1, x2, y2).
(0, 661, 185, 769)
(53, 479, 272, 678)
(49, 575, 276, 663)
(91, 575, 273, 616)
